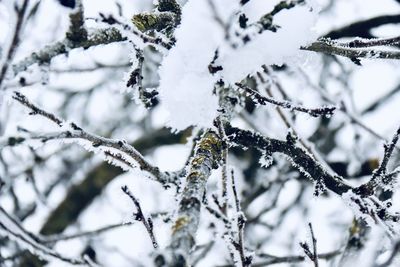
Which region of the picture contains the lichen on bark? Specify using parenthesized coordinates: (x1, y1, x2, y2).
(160, 131, 222, 266)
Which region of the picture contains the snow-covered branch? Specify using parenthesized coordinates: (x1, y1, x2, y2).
(0, 207, 93, 266)
(236, 82, 336, 118)
(303, 39, 400, 61)
(12, 91, 177, 185)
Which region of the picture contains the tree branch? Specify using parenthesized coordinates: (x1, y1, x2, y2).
(0, 0, 30, 89)
(157, 131, 222, 266)
(302, 40, 400, 60)
(236, 83, 336, 117)
(12, 91, 176, 185)
(121, 185, 158, 248)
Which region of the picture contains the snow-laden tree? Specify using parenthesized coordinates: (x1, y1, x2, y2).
(0, 0, 400, 266)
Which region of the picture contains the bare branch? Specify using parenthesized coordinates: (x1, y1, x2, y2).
(42, 222, 134, 244)
(302, 39, 400, 60)
(121, 185, 158, 249)
(12, 91, 176, 185)
(236, 83, 336, 118)
(250, 250, 340, 267)
(0, 0, 30, 89)
(356, 124, 400, 195)
(0, 207, 92, 266)
(230, 169, 251, 267)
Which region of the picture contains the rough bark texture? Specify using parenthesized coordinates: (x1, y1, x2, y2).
(159, 131, 222, 266)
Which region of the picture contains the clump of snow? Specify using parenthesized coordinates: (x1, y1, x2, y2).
(219, 1, 319, 84)
(158, 0, 319, 131)
(158, 0, 229, 131)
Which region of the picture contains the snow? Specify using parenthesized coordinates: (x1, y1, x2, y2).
(218, 1, 319, 84)
(158, 0, 319, 131)
(157, 0, 225, 131)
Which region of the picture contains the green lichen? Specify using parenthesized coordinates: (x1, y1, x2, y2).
(82, 28, 125, 49)
(132, 12, 177, 36)
(132, 13, 159, 32)
(197, 132, 223, 168)
(172, 216, 190, 234)
(191, 156, 206, 168)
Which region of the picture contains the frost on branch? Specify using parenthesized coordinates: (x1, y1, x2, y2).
(0, 207, 90, 265)
(3, 0, 400, 266)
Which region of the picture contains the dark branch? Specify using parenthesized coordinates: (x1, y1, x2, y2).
(121, 185, 158, 248)
(236, 83, 336, 118)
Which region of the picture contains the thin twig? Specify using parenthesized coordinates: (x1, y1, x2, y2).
(231, 169, 250, 267)
(0, 0, 30, 89)
(251, 250, 340, 267)
(360, 124, 400, 192)
(302, 40, 400, 60)
(309, 223, 319, 267)
(216, 117, 229, 214)
(257, 69, 336, 176)
(236, 83, 336, 118)
(297, 67, 400, 151)
(332, 36, 400, 48)
(0, 207, 91, 266)
(43, 222, 134, 243)
(299, 223, 319, 267)
(12, 91, 174, 185)
(121, 185, 158, 249)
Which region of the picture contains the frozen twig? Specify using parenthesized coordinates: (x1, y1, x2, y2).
(373, 125, 400, 180)
(230, 169, 251, 267)
(43, 222, 134, 244)
(126, 47, 159, 108)
(356, 125, 400, 195)
(12, 91, 176, 185)
(0, 0, 30, 89)
(302, 39, 400, 60)
(338, 36, 400, 48)
(244, 0, 305, 36)
(250, 251, 339, 267)
(224, 124, 400, 229)
(299, 223, 319, 267)
(224, 124, 352, 194)
(216, 117, 229, 214)
(257, 68, 336, 175)
(236, 82, 336, 118)
(121, 185, 158, 249)
(13, 11, 172, 74)
(0, 206, 91, 266)
(12, 27, 126, 74)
